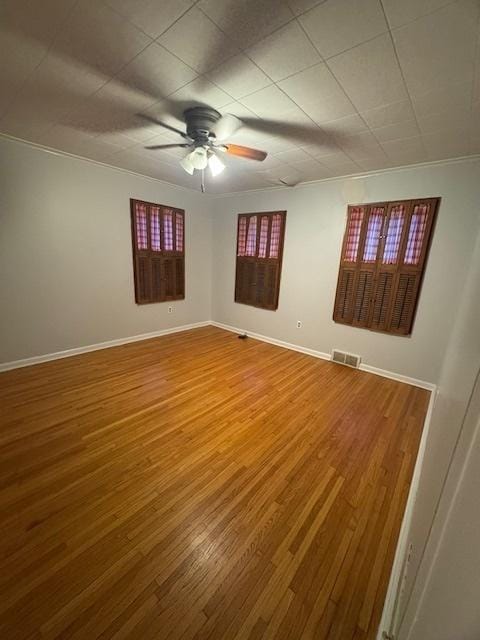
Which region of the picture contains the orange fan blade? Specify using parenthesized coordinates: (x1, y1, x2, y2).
(224, 144, 267, 161)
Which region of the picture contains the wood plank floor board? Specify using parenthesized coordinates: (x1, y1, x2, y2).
(0, 326, 429, 639)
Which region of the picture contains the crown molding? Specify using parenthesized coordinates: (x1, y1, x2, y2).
(2, 131, 479, 200)
(208, 153, 480, 198)
(0, 132, 205, 196)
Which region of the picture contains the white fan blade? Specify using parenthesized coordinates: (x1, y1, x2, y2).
(211, 114, 242, 141)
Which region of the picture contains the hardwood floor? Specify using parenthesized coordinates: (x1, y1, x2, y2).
(0, 326, 429, 640)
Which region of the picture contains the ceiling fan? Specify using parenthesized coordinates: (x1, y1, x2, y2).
(138, 107, 267, 191)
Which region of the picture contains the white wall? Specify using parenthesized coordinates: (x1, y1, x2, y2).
(0, 137, 212, 363)
(405, 389, 480, 640)
(211, 160, 480, 384)
(396, 227, 480, 639)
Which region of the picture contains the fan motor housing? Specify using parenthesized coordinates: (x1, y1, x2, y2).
(184, 106, 221, 145)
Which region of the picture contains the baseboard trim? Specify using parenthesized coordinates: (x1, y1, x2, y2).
(376, 386, 437, 639)
(210, 321, 436, 392)
(0, 321, 211, 372)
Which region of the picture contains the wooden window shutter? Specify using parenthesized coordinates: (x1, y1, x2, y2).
(333, 198, 439, 335)
(130, 199, 185, 304)
(235, 211, 286, 310)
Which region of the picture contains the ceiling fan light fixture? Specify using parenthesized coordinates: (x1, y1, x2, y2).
(208, 151, 226, 177)
(189, 146, 208, 170)
(180, 153, 194, 175)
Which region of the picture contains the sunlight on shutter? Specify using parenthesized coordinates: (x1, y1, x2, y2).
(344, 207, 364, 262)
(150, 207, 161, 251)
(258, 216, 269, 258)
(269, 214, 282, 258)
(383, 205, 405, 264)
(362, 207, 384, 262)
(163, 209, 173, 251)
(245, 216, 257, 256)
(405, 204, 428, 265)
(135, 203, 148, 250)
(175, 213, 184, 252)
(237, 216, 247, 256)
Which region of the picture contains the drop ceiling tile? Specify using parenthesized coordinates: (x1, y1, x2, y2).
(103, 0, 194, 39)
(287, 0, 327, 16)
(289, 159, 336, 180)
(328, 34, 409, 111)
(158, 7, 239, 74)
(278, 63, 356, 123)
(345, 143, 388, 162)
(274, 147, 313, 164)
(117, 43, 198, 101)
(239, 84, 299, 118)
(168, 77, 234, 111)
(372, 119, 420, 143)
(417, 110, 472, 135)
(197, 0, 294, 49)
(318, 158, 361, 175)
(382, 0, 459, 29)
(207, 54, 272, 100)
(412, 81, 473, 119)
(320, 114, 368, 137)
(247, 21, 321, 82)
(0, 0, 78, 116)
(356, 156, 394, 171)
(335, 129, 380, 151)
(53, 0, 153, 78)
(381, 136, 427, 163)
(360, 100, 415, 129)
(392, 1, 479, 97)
(317, 151, 358, 168)
(92, 80, 160, 114)
(423, 129, 472, 159)
(298, 0, 388, 59)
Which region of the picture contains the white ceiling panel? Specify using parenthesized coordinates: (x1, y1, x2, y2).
(371, 119, 420, 143)
(117, 43, 198, 101)
(278, 63, 356, 123)
(207, 54, 272, 100)
(412, 81, 473, 119)
(392, 0, 479, 96)
(360, 100, 416, 129)
(158, 8, 239, 74)
(52, 0, 153, 78)
(197, 0, 294, 49)
(298, 0, 388, 59)
(1, 0, 478, 193)
(382, 0, 462, 29)
(328, 34, 409, 111)
(103, 0, 195, 39)
(247, 21, 321, 81)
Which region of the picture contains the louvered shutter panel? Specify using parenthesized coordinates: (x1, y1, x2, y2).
(333, 206, 368, 324)
(333, 198, 439, 335)
(234, 212, 286, 310)
(174, 257, 185, 298)
(130, 200, 185, 304)
(388, 199, 438, 334)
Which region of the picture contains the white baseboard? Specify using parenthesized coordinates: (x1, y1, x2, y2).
(0, 321, 211, 372)
(211, 321, 436, 392)
(376, 386, 437, 639)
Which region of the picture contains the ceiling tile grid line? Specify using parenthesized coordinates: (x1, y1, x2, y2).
(291, 15, 375, 168)
(376, 0, 427, 158)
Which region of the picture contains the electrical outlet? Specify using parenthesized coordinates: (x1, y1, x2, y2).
(296, 320, 302, 329)
(168, 306, 173, 314)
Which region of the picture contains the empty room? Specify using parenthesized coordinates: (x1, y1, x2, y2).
(1, 1, 480, 639)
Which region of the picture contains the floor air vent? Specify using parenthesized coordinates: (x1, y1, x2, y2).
(332, 349, 361, 369)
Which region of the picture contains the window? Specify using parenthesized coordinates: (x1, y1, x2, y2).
(130, 199, 185, 304)
(235, 211, 286, 310)
(333, 198, 439, 335)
